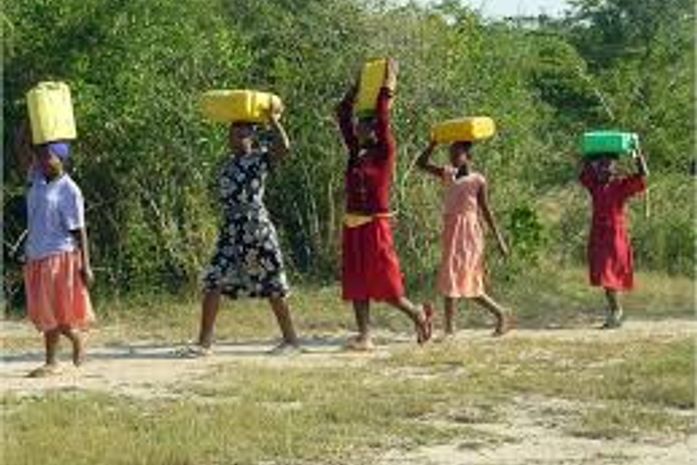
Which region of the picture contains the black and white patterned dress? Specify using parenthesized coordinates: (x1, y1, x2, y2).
(202, 149, 289, 299)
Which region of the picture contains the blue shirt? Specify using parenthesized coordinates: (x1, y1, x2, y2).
(25, 172, 85, 261)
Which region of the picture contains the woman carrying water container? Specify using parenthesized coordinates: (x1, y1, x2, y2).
(336, 58, 434, 350)
(416, 117, 513, 337)
(187, 92, 300, 355)
(21, 83, 95, 377)
(579, 132, 649, 329)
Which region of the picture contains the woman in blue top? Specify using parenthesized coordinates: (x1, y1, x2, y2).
(22, 137, 95, 377)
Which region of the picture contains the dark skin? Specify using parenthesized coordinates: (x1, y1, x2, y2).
(26, 144, 92, 375)
(196, 106, 299, 353)
(581, 150, 649, 328)
(417, 139, 512, 336)
(339, 59, 433, 349)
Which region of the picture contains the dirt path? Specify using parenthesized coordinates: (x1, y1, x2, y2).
(2, 318, 695, 464)
(2, 318, 694, 398)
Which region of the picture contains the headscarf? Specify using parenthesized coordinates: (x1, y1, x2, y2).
(46, 141, 70, 161)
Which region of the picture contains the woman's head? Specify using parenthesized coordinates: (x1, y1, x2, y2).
(448, 141, 473, 168)
(228, 122, 256, 153)
(356, 116, 378, 147)
(591, 155, 616, 184)
(35, 142, 69, 179)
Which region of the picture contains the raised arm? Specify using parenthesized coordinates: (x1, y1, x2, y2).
(618, 150, 649, 199)
(416, 140, 443, 178)
(267, 106, 291, 162)
(374, 58, 398, 149)
(578, 158, 595, 190)
(633, 150, 649, 177)
(14, 120, 36, 177)
(477, 180, 509, 257)
(336, 81, 359, 156)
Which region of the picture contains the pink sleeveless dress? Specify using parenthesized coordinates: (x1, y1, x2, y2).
(437, 167, 486, 298)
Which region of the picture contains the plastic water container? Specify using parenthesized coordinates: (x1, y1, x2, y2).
(356, 59, 388, 115)
(26, 81, 77, 144)
(582, 131, 639, 158)
(201, 90, 282, 123)
(431, 117, 496, 144)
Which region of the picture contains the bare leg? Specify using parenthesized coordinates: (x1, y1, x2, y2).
(345, 300, 376, 351)
(59, 325, 85, 366)
(269, 297, 299, 346)
(28, 329, 61, 377)
(385, 296, 434, 344)
(473, 293, 512, 336)
(444, 297, 457, 336)
(198, 289, 221, 348)
(45, 329, 60, 365)
(603, 288, 623, 328)
(352, 300, 371, 342)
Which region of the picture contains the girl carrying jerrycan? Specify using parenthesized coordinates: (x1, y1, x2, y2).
(579, 131, 649, 329)
(187, 93, 301, 355)
(21, 137, 95, 377)
(336, 58, 434, 350)
(21, 81, 95, 377)
(417, 129, 513, 337)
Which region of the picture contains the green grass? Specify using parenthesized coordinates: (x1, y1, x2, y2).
(384, 337, 695, 410)
(571, 402, 694, 440)
(3, 335, 694, 464)
(2, 268, 694, 464)
(2, 365, 492, 465)
(5, 266, 692, 351)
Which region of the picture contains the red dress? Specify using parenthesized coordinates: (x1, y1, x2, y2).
(337, 87, 404, 301)
(580, 166, 647, 290)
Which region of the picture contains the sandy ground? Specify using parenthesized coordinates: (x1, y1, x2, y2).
(2, 318, 696, 464)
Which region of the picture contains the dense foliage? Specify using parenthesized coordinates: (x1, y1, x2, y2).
(3, 0, 694, 303)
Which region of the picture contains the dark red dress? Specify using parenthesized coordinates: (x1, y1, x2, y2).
(580, 166, 647, 290)
(337, 87, 404, 301)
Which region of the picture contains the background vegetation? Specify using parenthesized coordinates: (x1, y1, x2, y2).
(3, 0, 694, 305)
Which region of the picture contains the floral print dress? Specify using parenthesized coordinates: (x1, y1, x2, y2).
(202, 149, 289, 299)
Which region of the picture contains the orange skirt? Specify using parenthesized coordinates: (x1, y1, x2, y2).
(23, 251, 95, 332)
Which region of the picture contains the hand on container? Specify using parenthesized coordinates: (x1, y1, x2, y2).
(268, 100, 284, 123)
(385, 58, 399, 90)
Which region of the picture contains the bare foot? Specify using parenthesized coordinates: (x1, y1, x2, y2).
(493, 312, 514, 337)
(71, 332, 86, 367)
(344, 335, 376, 352)
(416, 303, 435, 345)
(175, 344, 213, 358)
(27, 363, 61, 378)
(268, 341, 303, 356)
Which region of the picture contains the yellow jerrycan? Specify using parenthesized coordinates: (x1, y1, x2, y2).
(431, 117, 496, 144)
(26, 81, 77, 144)
(200, 90, 282, 123)
(355, 59, 390, 115)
